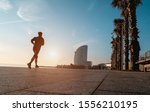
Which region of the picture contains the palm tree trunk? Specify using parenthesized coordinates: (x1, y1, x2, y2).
(118, 24, 123, 71)
(128, 0, 140, 71)
(124, 16, 129, 70)
(111, 38, 118, 70)
(119, 33, 123, 70)
(115, 44, 117, 69)
(117, 35, 123, 71)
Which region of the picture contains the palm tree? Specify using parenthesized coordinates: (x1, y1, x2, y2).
(128, 0, 141, 71)
(112, 0, 129, 70)
(111, 36, 117, 70)
(113, 19, 124, 70)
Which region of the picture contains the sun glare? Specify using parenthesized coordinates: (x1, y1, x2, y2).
(49, 51, 58, 59)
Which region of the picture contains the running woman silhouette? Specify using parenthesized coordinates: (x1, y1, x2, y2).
(27, 32, 44, 69)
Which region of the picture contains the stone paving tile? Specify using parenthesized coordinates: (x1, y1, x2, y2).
(25, 81, 100, 95)
(1, 67, 150, 95)
(93, 90, 145, 95)
(0, 67, 107, 95)
(97, 71, 150, 94)
(4, 90, 50, 95)
(0, 85, 23, 94)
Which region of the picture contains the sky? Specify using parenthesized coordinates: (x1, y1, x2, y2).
(0, 0, 150, 66)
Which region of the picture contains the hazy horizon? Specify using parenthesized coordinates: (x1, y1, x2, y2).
(0, 0, 150, 66)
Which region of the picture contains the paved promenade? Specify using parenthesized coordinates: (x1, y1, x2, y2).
(0, 67, 150, 95)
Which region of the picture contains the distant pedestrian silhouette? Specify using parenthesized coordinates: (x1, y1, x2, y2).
(27, 32, 44, 69)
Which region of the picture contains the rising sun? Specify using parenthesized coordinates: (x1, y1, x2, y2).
(49, 51, 58, 59)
